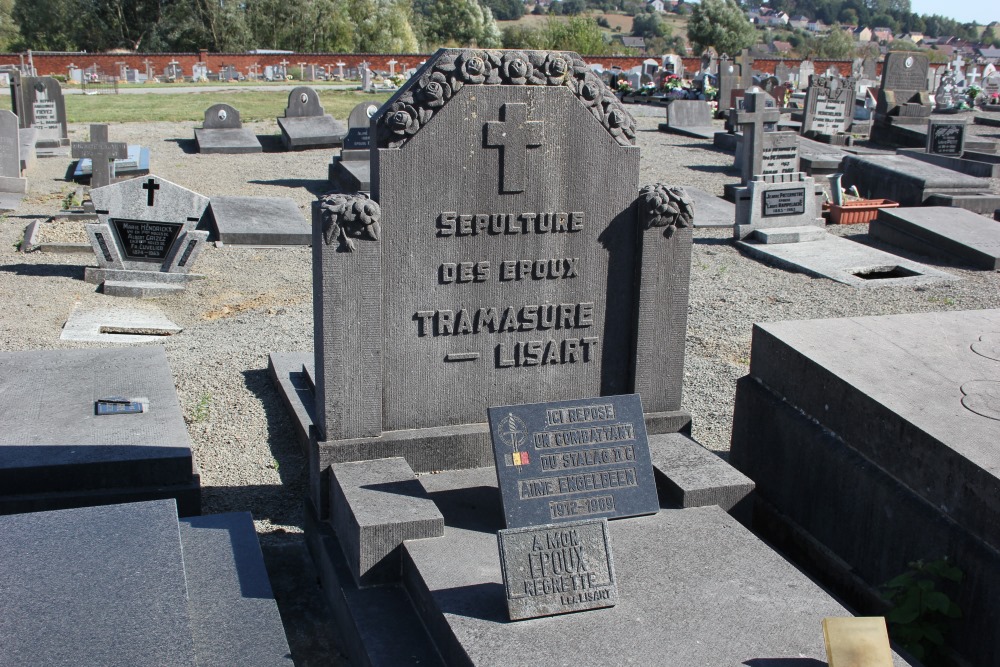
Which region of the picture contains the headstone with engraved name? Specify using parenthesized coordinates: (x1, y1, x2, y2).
(328, 99, 381, 191)
(194, 103, 262, 154)
(802, 74, 856, 143)
(927, 118, 966, 156)
(797, 60, 815, 90)
(10, 74, 70, 155)
(276, 86, 346, 150)
(83, 175, 209, 297)
(71, 124, 127, 188)
(498, 518, 617, 620)
(875, 52, 931, 120)
(489, 395, 658, 528)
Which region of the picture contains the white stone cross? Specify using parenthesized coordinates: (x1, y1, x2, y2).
(967, 67, 981, 86)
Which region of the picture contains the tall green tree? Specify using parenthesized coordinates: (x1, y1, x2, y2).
(13, 0, 78, 50)
(158, 0, 251, 52)
(412, 0, 502, 48)
(686, 0, 755, 56)
(809, 25, 856, 58)
(0, 0, 20, 50)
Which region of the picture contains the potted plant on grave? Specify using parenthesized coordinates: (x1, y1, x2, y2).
(823, 183, 900, 225)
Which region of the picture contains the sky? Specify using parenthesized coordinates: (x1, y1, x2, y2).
(908, 0, 998, 25)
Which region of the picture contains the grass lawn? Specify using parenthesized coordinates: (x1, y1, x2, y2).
(64, 89, 394, 124)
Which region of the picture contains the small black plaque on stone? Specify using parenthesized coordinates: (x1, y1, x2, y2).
(111, 219, 183, 261)
(762, 188, 807, 217)
(343, 127, 371, 150)
(489, 394, 659, 529)
(497, 517, 617, 621)
(929, 123, 964, 156)
(95, 397, 144, 415)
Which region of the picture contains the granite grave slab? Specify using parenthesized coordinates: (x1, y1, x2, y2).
(657, 100, 716, 140)
(730, 309, 1000, 667)
(497, 518, 617, 620)
(84, 175, 210, 297)
(277, 86, 347, 150)
(897, 146, 1000, 179)
(870, 206, 1000, 269)
(60, 301, 183, 342)
(682, 186, 735, 227)
(842, 153, 992, 207)
(0, 346, 199, 515)
(488, 394, 658, 528)
(194, 103, 262, 154)
(206, 195, 309, 245)
(737, 231, 957, 287)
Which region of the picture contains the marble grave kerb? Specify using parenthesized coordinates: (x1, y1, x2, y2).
(307, 48, 695, 513)
(83, 175, 210, 297)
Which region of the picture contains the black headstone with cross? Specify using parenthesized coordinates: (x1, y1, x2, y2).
(71, 124, 127, 188)
(732, 90, 781, 184)
(83, 174, 210, 297)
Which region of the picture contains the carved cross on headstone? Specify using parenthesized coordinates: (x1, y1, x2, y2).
(733, 90, 780, 183)
(71, 124, 127, 189)
(950, 54, 966, 78)
(485, 103, 544, 193)
(142, 177, 160, 206)
(967, 67, 981, 86)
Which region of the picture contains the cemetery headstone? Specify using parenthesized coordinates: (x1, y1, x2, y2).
(717, 55, 738, 117)
(802, 74, 856, 143)
(83, 175, 210, 297)
(276, 86, 347, 150)
(328, 99, 381, 192)
(0, 109, 26, 210)
(10, 74, 69, 155)
(194, 102, 262, 154)
(659, 100, 715, 140)
(797, 60, 815, 90)
(935, 72, 958, 111)
(775, 60, 790, 85)
(733, 91, 786, 184)
(736, 49, 754, 89)
(927, 118, 966, 156)
(497, 518, 618, 620)
(71, 124, 127, 188)
(875, 51, 931, 120)
(488, 394, 659, 528)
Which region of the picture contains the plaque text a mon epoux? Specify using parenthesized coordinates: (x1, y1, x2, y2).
(416, 209, 596, 368)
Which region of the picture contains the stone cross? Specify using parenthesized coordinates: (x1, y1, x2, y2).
(116, 62, 127, 80)
(485, 103, 544, 193)
(967, 67, 981, 86)
(950, 54, 966, 77)
(336, 62, 346, 78)
(142, 59, 152, 78)
(736, 49, 754, 88)
(733, 90, 780, 183)
(71, 124, 127, 189)
(388, 59, 397, 76)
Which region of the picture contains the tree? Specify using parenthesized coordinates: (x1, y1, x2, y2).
(812, 25, 856, 58)
(13, 0, 79, 50)
(350, 0, 420, 52)
(545, 16, 612, 53)
(481, 0, 524, 21)
(0, 0, 20, 50)
(687, 0, 755, 56)
(412, 0, 502, 48)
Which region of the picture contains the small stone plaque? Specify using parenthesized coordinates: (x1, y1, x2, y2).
(762, 188, 806, 217)
(928, 121, 965, 156)
(497, 517, 617, 621)
(489, 394, 659, 528)
(111, 219, 183, 261)
(95, 397, 144, 415)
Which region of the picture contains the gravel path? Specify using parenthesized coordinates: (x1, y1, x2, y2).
(2, 111, 999, 664)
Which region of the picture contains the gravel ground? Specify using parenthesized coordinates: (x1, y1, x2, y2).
(2, 111, 999, 664)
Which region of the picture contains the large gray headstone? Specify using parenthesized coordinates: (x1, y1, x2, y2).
(283, 86, 325, 118)
(202, 103, 242, 129)
(802, 74, 856, 137)
(309, 48, 693, 506)
(84, 175, 210, 296)
(194, 103, 261, 154)
(11, 75, 69, 150)
(876, 52, 931, 118)
(0, 109, 25, 198)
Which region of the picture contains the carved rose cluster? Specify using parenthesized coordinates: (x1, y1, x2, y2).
(377, 49, 635, 148)
(319, 193, 382, 252)
(638, 184, 693, 237)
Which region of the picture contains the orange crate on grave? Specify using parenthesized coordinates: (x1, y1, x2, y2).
(824, 199, 900, 225)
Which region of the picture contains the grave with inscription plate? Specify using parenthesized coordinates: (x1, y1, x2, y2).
(83, 175, 210, 297)
(10, 74, 69, 156)
(194, 103, 262, 154)
(489, 395, 658, 528)
(328, 99, 381, 192)
(801, 74, 856, 144)
(276, 86, 346, 150)
(262, 49, 916, 667)
(731, 309, 1000, 667)
(0, 346, 200, 515)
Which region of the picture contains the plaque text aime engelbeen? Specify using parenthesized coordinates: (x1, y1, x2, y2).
(414, 209, 601, 368)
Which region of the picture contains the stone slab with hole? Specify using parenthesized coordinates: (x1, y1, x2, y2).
(736, 232, 957, 287)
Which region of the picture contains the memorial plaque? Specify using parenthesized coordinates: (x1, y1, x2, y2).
(762, 188, 806, 217)
(111, 219, 184, 261)
(95, 397, 145, 415)
(760, 132, 799, 177)
(497, 517, 617, 620)
(928, 120, 965, 156)
(489, 394, 659, 528)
